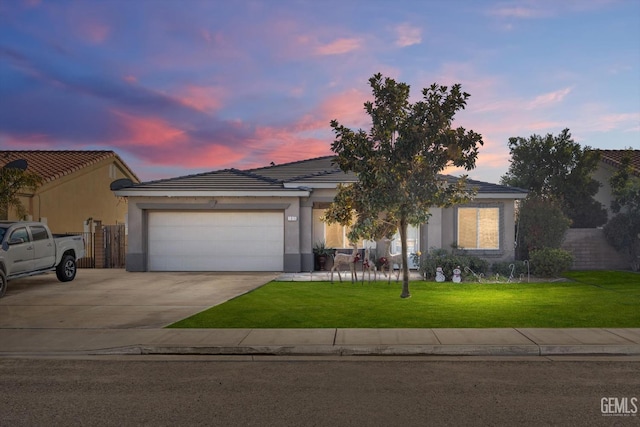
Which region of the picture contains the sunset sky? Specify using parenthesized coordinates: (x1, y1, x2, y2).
(1, 0, 638, 183)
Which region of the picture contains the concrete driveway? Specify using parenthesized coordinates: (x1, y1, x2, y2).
(0, 269, 277, 329)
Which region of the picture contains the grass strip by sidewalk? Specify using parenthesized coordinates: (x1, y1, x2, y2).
(168, 270, 640, 329)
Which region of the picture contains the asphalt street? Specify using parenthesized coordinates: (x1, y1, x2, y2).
(1, 357, 638, 426)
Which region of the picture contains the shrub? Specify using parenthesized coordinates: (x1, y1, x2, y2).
(516, 196, 571, 260)
(603, 212, 640, 271)
(417, 248, 489, 280)
(529, 248, 574, 277)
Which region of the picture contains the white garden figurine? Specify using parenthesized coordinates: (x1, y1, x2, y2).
(361, 246, 377, 283)
(452, 266, 462, 283)
(380, 238, 402, 283)
(435, 267, 445, 282)
(330, 244, 360, 283)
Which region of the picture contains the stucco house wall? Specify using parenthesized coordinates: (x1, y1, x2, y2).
(21, 161, 133, 232)
(3, 151, 139, 234)
(592, 161, 617, 221)
(592, 149, 639, 222)
(115, 156, 526, 273)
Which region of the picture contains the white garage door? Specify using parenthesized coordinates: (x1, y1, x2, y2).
(148, 211, 284, 271)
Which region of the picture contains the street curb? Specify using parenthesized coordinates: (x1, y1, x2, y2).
(539, 345, 640, 356)
(80, 344, 640, 357)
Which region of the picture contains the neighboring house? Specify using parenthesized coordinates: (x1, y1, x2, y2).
(592, 149, 640, 221)
(114, 156, 527, 273)
(561, 149, 638, 270)
(1, 150, 139, 233)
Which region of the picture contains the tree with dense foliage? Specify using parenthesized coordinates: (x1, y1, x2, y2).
(0, 166, 43, 220)
(604, 150, 640, 270)
(500, 129, 607, 228)
(608, 150, 640, 215)
(515, 195, 571, 260)
(324, 73, 483, 298)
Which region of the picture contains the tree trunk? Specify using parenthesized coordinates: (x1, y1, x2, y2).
(399, 217, 411, 298)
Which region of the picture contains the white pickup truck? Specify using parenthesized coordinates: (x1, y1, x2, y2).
(0, 221, 86, 298)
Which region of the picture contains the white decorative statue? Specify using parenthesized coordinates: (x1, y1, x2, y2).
(452, 266, 462, 283)
(435, 267, 445, 282)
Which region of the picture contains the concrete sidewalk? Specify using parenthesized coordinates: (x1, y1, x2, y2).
(1, 270, 638, 358)
(1, 327, 639, 357)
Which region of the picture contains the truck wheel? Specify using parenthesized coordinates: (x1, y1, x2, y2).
(56, 255, 77, 282)
(0, 270, 6, 298)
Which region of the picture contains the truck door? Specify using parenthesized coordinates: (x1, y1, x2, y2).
(6, 226, 35, 274)
(30, 225, 56, 270)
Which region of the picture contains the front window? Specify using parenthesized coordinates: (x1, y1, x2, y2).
(325, 222, 359, 248)
(314, 207, 364, 249)
(457, 207, 499, 250)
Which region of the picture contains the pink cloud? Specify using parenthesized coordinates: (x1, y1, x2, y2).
(395, 23, 422, 47)
(175, 85, 226, 113)
(123, 75, 137, 84)
(526, 87, 572, 109)
(187, 145, 246, 168)
(270, 88, 371, 137)
(429, 62, 502, 102)
(230, 88, 371, 167)
(247, 126, 332, 164)
(319, 89, 370, 128)
(585, 112, 640, 132)
(108, 111, 250, 169)
(489, 7, 545, 18)
(111, 110, 188, 147)
(315, 38, 363, 55)
(488, 1, 616, 21)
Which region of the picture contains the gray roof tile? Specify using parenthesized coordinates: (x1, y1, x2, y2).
(128, 169, 284, 191)
(121, 155, 526, 195)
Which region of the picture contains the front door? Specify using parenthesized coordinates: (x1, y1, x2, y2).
(391, 225, 420, 269)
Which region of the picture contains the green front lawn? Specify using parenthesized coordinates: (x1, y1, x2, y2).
(168, 271, 640, 328)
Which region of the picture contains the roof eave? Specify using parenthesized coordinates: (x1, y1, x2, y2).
(283, 182, 349, 189)
(474, 192, 528, 199)
(114, 190, 310, 197)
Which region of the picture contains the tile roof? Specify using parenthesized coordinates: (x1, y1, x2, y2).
(455, 177, 528, 195)
(121, 155, 526, 195)
(0, 150, 139, 183)
(128, 168, 287, 191)
(248, 156, 358, 184)
(597, 149, 640, 176)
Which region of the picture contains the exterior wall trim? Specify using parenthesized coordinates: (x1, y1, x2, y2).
(116, 190, 309, 197)
(136, 202, 291, 210)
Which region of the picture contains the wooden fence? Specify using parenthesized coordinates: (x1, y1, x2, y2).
(67, 224, 126, 269)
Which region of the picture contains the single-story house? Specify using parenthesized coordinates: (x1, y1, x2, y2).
(1, 150, 140, 233)
(592, 149, 640, 221)
(113, 156, 527, 272)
